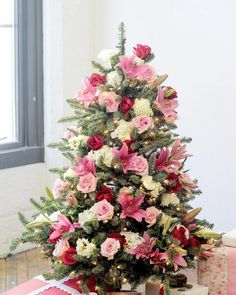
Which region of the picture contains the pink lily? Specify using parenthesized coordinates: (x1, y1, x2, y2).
(150, 249, 166, 272)
(130, 232, 157, 259)
(73, 156, 96, 176)
(155, 86, 178, 118)
(160, 250, 187, 272)
(112, 142, 138, 173)
(74, 78, 97, 108)
(179, 173, 198, 194)
(170, 139, 192, 161)
(118, 192, 146, 222)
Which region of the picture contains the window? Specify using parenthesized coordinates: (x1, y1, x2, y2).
(0, 0, 44, 169)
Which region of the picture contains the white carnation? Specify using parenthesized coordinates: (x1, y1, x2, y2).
(121, 231, 144, 252)
(78, 210, 97, 228)
(161, 193, 180, 207)
(133, 98, 153, 117)
(67, 135, 88, 150)
(111, 120, 133, 141)
(87, 145, 113, 167)
(106, 70, 122, 87)
(76, 238, 97, 258)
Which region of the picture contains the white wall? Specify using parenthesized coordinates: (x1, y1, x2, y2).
(94, 0, 236, 231)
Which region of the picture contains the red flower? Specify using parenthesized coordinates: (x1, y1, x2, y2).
(164, 173, 182, 192)
(165, 86, 178, 99)
(124, 139, 135, 153)
(133, 44, 151, 59)
(87, 135, 104, 150)
(96, 187, 113, 202)
(61, 247, 77, 265)
(89, 73, 106, 87)
(108, 232, 126, 247)
(119, 96, 134, 113)
(189, 235, 201, 248)
(172, 225, 189, 246)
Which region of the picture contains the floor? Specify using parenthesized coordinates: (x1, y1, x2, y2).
(0, 248, 50, 293)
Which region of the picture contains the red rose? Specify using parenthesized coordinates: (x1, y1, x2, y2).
(61, 247, 77, 265)
(164, 173, 182, 192)
(165, 86, 178, 99)
(108, 232, 126, 247)
(172, 225, 189, 246)
(189, 235, 201, 248)
(96, 187, 113, 202)
(87, 135, 104, 150)
(119, 96, 134, 113)
(124, 139, 135, 153)
(89, 73, 106, 87)
(133, 44, 151, 59)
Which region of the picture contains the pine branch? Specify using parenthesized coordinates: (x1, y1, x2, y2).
(91, 61, 111, 74)
(49, 167, 69, 176)
(18, 212, 30, 227)
(30, 198, 43, 211)
(116, 22, 126, 55)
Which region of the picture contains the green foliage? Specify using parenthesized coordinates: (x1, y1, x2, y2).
(116, 22, 126, 55)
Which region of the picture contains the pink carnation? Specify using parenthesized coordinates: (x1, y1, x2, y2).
(98, 92, 119, 113)
(91, 199, 114, 221)
(100, 238, 120, 260)
(132, 116, 154, 134)
(53, 239, 69, 257)
(145, 207, 160, 228)
(77, 172, 97, 193)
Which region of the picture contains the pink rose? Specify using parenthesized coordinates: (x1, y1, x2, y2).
(132, 116, 154, 134)
(91, 199, 114, 221)
(98, 92, 119, 113)
(145, 207, 160, 228)
(133, 44, 151, 59)
(130, 156, 149, 176)
(53, 178, 70, 199)
(100, 238, 120, 260)
(53, 239, 69, 257)
(77, 172, 97, 193)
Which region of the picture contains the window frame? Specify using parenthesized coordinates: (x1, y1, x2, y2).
(0, 0, 44, 169)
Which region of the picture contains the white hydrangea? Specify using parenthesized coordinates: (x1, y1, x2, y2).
(111, 120, 133, 141)
(87, 145, 113, 167)
(78, 210, 97, 228)
(64, 168, 78, 179)
(98, 49, 119, 66)
(141, 175, 163, 196)
(161, 193, 180, 207)
(133, 98, 153, 117)
(67, 135, 88, 150)
(76, 238, 97, 258)
(121, 231, 144, 252)
(106, 70, 122, 87)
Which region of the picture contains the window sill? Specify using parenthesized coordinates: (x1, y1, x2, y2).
(0, 146, 44, 170)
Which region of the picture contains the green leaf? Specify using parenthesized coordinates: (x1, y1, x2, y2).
(45, 186, 54, 200)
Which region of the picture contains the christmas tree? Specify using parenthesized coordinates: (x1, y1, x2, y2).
(11, 23, 220, 294)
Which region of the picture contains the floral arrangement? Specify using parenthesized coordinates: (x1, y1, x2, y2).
(12, 23, 220, 294)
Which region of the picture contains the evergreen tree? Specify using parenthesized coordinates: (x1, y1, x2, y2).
(12, 23, 220, 294)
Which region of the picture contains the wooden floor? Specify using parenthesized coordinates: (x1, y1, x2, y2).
(0, 248, 50, 293)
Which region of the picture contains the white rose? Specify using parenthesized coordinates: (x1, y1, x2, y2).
(161, 193, 180, 207)
(76, 238, 97, 258)
(106, 71, 122, 87)
(133, 98, 153, 117)
(111, 120, 133, 141)
(121, 231, 144, 252)
(64, 168, 78, 179)
(78, 210, 97, 228)
(98, 49, 119, 65)
(100, 238, 120, 260)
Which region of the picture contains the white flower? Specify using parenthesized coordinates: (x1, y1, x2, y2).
(133, 98, 153, 117)
(134, 56, 144, 65)
(161, 193, 180, 207)
(111, 120, 133, 141)
(76, 238, 97, 258)
(64, 168, 78, 179)
(49, 211, 61, 222)
(67, 135, 88, 150)
(98, 49, 119, 65)
(142, 175, 161, 192)
(106, 70, 122, 87)
(34, 213, 50, 223)
(87, 145, 113, 167)
(121, 231, 144, 252)
(78, 210, 97, 228)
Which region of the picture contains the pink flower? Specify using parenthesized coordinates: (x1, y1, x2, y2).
(117, 55, 156, 82)
(132, 116, 154, 134)
(150, 249, 166, 272)
(118, 192, 146, 222)
(48, 215, 75, 243)
(160, 251, 187, 271)
(73, 156, 96, 176)
(77, 172, 97, 193)
(88, 73, 106, 87)
(170, 139, 192, 161)
(145, 207, 160, 228)
(129, 155, 149, 176)
(112, 142, 138, 174)
(179, 173, 198, 194)
(100, 238, 120, 260)
(133, 44, 151, 59)
(53, 239, 69, 257)
(130, 232, 157, 259)
(74, 78, 97, 108)
(53, 178, 70, 199)
(66, 192, 78, 207)
(155, 86, 178, 119)
(98, 92, 119, 113)
(91, 199, 114, 221)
